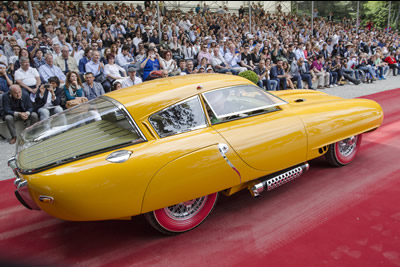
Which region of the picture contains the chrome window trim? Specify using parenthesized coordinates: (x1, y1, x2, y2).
(149, 95, 208, 138)
(101, 96, 147, 142)
(202, 85, 287, 120)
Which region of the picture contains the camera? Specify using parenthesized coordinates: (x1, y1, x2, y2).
(44, 84, 50, 89)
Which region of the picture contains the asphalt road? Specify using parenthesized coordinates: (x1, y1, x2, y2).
(1, 74, 399, 181)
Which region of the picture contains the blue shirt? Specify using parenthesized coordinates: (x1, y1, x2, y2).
(0, 74, 12, 93)
(39, 64, 66, 83)
(141, 58, 160, 81)
(79, 57, 90, 73)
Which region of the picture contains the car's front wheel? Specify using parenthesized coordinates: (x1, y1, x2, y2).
(145, 192, 219, 235)
(326, 134, 362, 167)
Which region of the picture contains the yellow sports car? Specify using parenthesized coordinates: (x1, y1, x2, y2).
(9, 74, 383, 235)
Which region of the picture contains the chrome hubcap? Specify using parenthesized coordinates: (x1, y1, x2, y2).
(338, 136, 357, 157)
(164, 196, 207, 220)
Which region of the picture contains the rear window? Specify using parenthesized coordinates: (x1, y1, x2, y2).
(17, 97, 145, 172)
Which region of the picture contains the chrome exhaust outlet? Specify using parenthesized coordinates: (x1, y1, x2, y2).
(250, 163, 309, 197)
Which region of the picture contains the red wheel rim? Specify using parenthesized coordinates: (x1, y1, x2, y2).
(153, 193, 218, 233)
(334, 135, 362, 165)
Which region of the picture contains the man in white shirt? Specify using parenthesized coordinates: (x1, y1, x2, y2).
(14, 57, 41, 100)
(122, 67, 142, 88)
(224, 44, 247, 74)
(211, 47, 239, 75)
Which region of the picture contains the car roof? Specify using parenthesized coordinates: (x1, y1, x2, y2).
(107, 74, 251, 120)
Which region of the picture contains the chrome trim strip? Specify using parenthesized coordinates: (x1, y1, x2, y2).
(102, 96, 147, 142)
(17, 180, 27, 190)
(14, 178, 22, 188)
(217, 143, 241, 179)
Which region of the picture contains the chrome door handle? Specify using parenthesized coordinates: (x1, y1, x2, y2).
(106, 150, 133, 163)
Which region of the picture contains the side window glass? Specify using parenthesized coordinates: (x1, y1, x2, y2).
(202, 85, 287, 124)
(149, 96, 207, 138)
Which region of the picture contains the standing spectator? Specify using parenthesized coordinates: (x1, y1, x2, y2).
(82, 72, 105, 100)
(121, 67, 143, 88)
(15, 57, 41, 100)
(39, 53, 66, 84)
(54, 46, 79, 74)
(2, 84, 39, 144)
(311, 55, 330, 89)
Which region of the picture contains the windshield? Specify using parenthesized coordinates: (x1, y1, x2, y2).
(16, 97, 145, 173)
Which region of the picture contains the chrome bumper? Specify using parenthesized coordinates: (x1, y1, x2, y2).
(9, 157, 40, 210)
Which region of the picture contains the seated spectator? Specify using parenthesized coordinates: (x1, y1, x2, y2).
(14, 57, 41, 101)
(112, 81, 123, 91)
(140, 48, 164, 81)
(116, 45, 136, 71)
(0, 62, 13, 95)
(224, 43, 247, 74)
(34, 80, 64, 121)
(255, 59, 278, 91)
(384, 51, 400, 76)
(2, 84, 39, 144)
(121, 67, 143, 88)
(105, 54, 127, 84)
(78, 47, 93, 74)
(0, 49, 8, 67)
(270, 59, 287, 90)
(311, 55, 330, 89)
(211, 47, 239, 75)
(196, 57, 209, 71)
(197, 43, 212, 63)
(184, 60, 196, 74)
(282, 61, 296, 89)
(54, 46, 79, 74)
(39, 53, 66, 84)
(161, 51, 178, 75)
(85, 50, 111, 92)
(240, 44, 255, 71)
(287, 60, 303, 89)
(64, 71, 85, 101)
(82, 72, 105, 100)
(297, 58, 314, 89)
(33, 49, 46, 69)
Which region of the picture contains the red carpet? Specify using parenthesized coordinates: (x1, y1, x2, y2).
(1, 89, 400, 267)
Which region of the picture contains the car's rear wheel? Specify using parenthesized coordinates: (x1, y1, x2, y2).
(145, 192, 219, 235)
(326, 134, 362, 167)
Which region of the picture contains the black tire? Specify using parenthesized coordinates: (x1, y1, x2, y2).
(326, 135, 362, 167)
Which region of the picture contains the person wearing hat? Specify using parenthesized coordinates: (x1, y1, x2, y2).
(121, 67, 142, 88)
(142, 25, 153, 43)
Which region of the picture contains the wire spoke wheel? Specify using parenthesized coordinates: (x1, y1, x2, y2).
(145, 192, 219, 235)
(326, 134, 362, 167)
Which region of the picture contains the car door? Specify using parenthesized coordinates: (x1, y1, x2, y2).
(202, 85, 307, 173)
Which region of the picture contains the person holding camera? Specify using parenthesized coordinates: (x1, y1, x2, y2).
(35, 80, 64, 121)
(140, 48, 164, 81)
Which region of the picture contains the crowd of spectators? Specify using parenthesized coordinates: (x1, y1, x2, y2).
(1, 1, 400, 144)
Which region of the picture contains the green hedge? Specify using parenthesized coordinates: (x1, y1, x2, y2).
(239, 70, 259, 85)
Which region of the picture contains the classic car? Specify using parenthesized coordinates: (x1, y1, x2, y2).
(8, 74, 383, 235)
